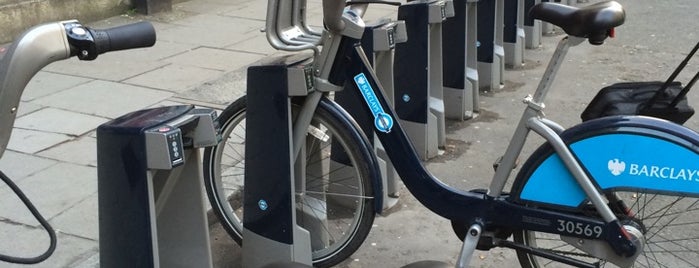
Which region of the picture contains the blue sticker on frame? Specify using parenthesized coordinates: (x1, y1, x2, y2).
(354, 73, 394, 133)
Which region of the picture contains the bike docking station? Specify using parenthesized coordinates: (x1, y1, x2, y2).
(336, 18, 408, 210)
(394, 0, 455, 160)
(442, 0, 480, 120)
(476, 0, 505, 90)
(524, 0, 542, 49)
(96, 105, 220, 267)
(503, 0, 525, 67)
(243, 54, 316, 267)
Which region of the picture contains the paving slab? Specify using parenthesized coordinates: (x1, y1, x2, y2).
(6, 128, 73, 155)
(162, 46, 264, 71)
(0, 223, 96, 268)
(14, 108, 107, 136)
(0, 151, 57, 182)
(17, 101, 44, 117)
(37, 136, 97, 167)
(156, 24, 247, 48)
(49, 194, 98, 240)
(42, 54, 168, 82)
(175, 0, 239, 15)
(31, 80, 173, 118)
(21, 72, 92, 102)
(95, 39, 198, 63)
(0, 163, 96, 226)
(226, 31, 278, 56)
(220, 0, 269, 21)
(124, 64, 225, 93)
(176, 67, 248, 105)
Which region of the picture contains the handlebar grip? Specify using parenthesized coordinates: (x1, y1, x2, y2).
(89, 21, 156, 55)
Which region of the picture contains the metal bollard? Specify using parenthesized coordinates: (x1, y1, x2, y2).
(443, 0, 480, 120)
(504, 0, 525, 67)
(524, 0, 542, 49)
(394, 0, 455, 160)
(476, 0, 505, 91)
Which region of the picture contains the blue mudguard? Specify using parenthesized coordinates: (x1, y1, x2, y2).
(512, 115, 699, 209)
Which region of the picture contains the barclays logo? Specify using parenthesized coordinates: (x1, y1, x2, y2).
(607, 158, 699, 182)
(353, 73, 393, 133)
(608, 159, 626, 176)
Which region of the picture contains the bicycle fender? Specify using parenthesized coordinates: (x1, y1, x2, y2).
(511, 115, 699, 209)
(319, 97, 385, 213)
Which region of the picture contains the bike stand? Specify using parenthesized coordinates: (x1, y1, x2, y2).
(273, 0, 321, 45)
(97, 105, 219, 267)
(394, 0, 455, 160)
(335, 19, 407, 211)
(242, 55, 316, 267)
(524, 0, 542, 49)
(442, 0, 480, 120)
(504, 0, 525, 67)
(476, 0, 505, 91)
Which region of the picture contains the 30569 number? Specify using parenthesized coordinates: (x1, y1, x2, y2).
(557, 220, 603, 238)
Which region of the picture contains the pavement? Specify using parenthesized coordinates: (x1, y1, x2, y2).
(0, 0, 697, 267)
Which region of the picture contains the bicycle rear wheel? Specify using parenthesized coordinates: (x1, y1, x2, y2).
(203, 96, 377, 267)
(514, 191, 699, 267)
(512, 138, 699, 267)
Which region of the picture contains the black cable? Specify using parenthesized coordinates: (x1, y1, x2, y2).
(0, 169, 57, 264)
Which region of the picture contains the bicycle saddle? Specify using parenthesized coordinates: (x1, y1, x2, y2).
(529, 1, 625, 45)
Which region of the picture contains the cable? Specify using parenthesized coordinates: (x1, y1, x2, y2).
(0, 169, 57, 264)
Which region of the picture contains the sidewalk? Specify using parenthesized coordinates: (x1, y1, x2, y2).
(1, 0, 697, 267)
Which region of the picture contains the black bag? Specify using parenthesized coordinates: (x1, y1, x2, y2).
(581, 41, 699, 124)
(581, 81, 694, 124)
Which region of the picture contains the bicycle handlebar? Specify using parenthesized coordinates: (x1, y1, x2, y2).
(90, 21, 156, 58)
(323, 0, 346, 33)
(66, 21, 156, 60)
(0, 20, 156, 158)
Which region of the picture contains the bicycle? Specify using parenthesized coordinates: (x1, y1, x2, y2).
(0, 20, 156, 264)
(206, 0, 699, 267)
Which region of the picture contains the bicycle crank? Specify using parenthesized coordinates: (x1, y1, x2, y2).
(561, 224, 644, 267)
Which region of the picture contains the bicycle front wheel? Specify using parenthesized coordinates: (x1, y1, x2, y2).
(203, 96, 377, 267)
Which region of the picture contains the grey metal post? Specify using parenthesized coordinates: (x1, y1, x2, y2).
(466, 0, 480, 115)
(97, 106, 219, 268)
(443, 0, 480, 120)
(242, 57, 316, 267)
(476, 0, 504, 91)
(504, 0, 525, 67)
(373, 20, 407, 209)
(524, 0, 542, 49)
(394, 0, 454, 160)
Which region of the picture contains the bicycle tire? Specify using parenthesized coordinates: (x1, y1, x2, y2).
(203, 96, 377, 267)
(512, 140, 699, 267)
